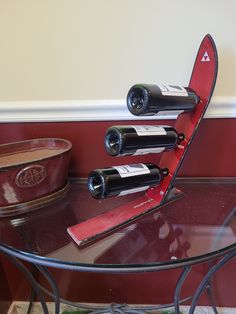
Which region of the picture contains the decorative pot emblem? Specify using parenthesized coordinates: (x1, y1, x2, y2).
(15, 165, 47, 188)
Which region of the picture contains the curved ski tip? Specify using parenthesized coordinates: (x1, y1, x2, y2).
(203, 33, 215, 44)
(205, 33, 213, 38)
(201, 34, 217, 55)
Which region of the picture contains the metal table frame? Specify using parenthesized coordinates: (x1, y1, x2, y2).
(1, 237, 236, 314)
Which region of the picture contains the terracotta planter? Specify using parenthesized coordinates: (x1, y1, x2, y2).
(0, 138, 72, 217)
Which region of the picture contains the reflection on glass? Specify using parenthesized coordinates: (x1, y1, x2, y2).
(0, 180, 236, 267)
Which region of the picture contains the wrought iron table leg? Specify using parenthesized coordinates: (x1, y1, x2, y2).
(36, 265, 61, 314)
(35, 271, 193, 313)
(23, 262, 194, 313)
(26, 286, 36, 314)
(174, 265, 191, 314)
(26, 265, 37, 314)
(0, 251, 49, 314)
(189, 250, 236, 314)
(206, 280, 218, 314)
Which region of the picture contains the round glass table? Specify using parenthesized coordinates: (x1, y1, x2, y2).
(0, 178, 236, 314)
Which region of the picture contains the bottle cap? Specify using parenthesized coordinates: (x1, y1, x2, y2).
(161, 168, 169, 177)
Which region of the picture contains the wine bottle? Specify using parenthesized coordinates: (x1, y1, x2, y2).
(105, 125, 184, 156)
(88, 163, 169, 199)
(127, 84, 200, 116)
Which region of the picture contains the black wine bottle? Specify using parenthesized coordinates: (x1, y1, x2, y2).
(127, 84, 200, 116)
(105, 125, 184, 156)
(88, 163, 169, 199)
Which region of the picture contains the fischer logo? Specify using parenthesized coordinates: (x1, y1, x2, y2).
(201, 51, 210, 62)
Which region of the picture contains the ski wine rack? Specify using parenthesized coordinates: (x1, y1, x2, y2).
(68, 34, 218, 247)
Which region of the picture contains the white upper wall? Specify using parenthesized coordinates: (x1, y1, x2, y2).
(0, 0, 235, 100)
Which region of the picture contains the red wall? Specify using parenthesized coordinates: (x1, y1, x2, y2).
(0, 257, 12, 312)
(0, 118, 235, 177)
(1, 118, 236, 310)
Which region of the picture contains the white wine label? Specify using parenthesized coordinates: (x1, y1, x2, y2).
(133, 147, 165, 155)
(119, 185, 149, 196)
(113, 163, 150, 178)
(132, 125, 167, 136)
(157, 84, 188, 97)
(156, 110, 184, 116)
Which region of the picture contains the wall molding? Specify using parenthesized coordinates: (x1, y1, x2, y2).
(0, 96, 235, 122)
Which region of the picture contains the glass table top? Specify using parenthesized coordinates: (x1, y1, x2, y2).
(0, 178, 236, 272)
